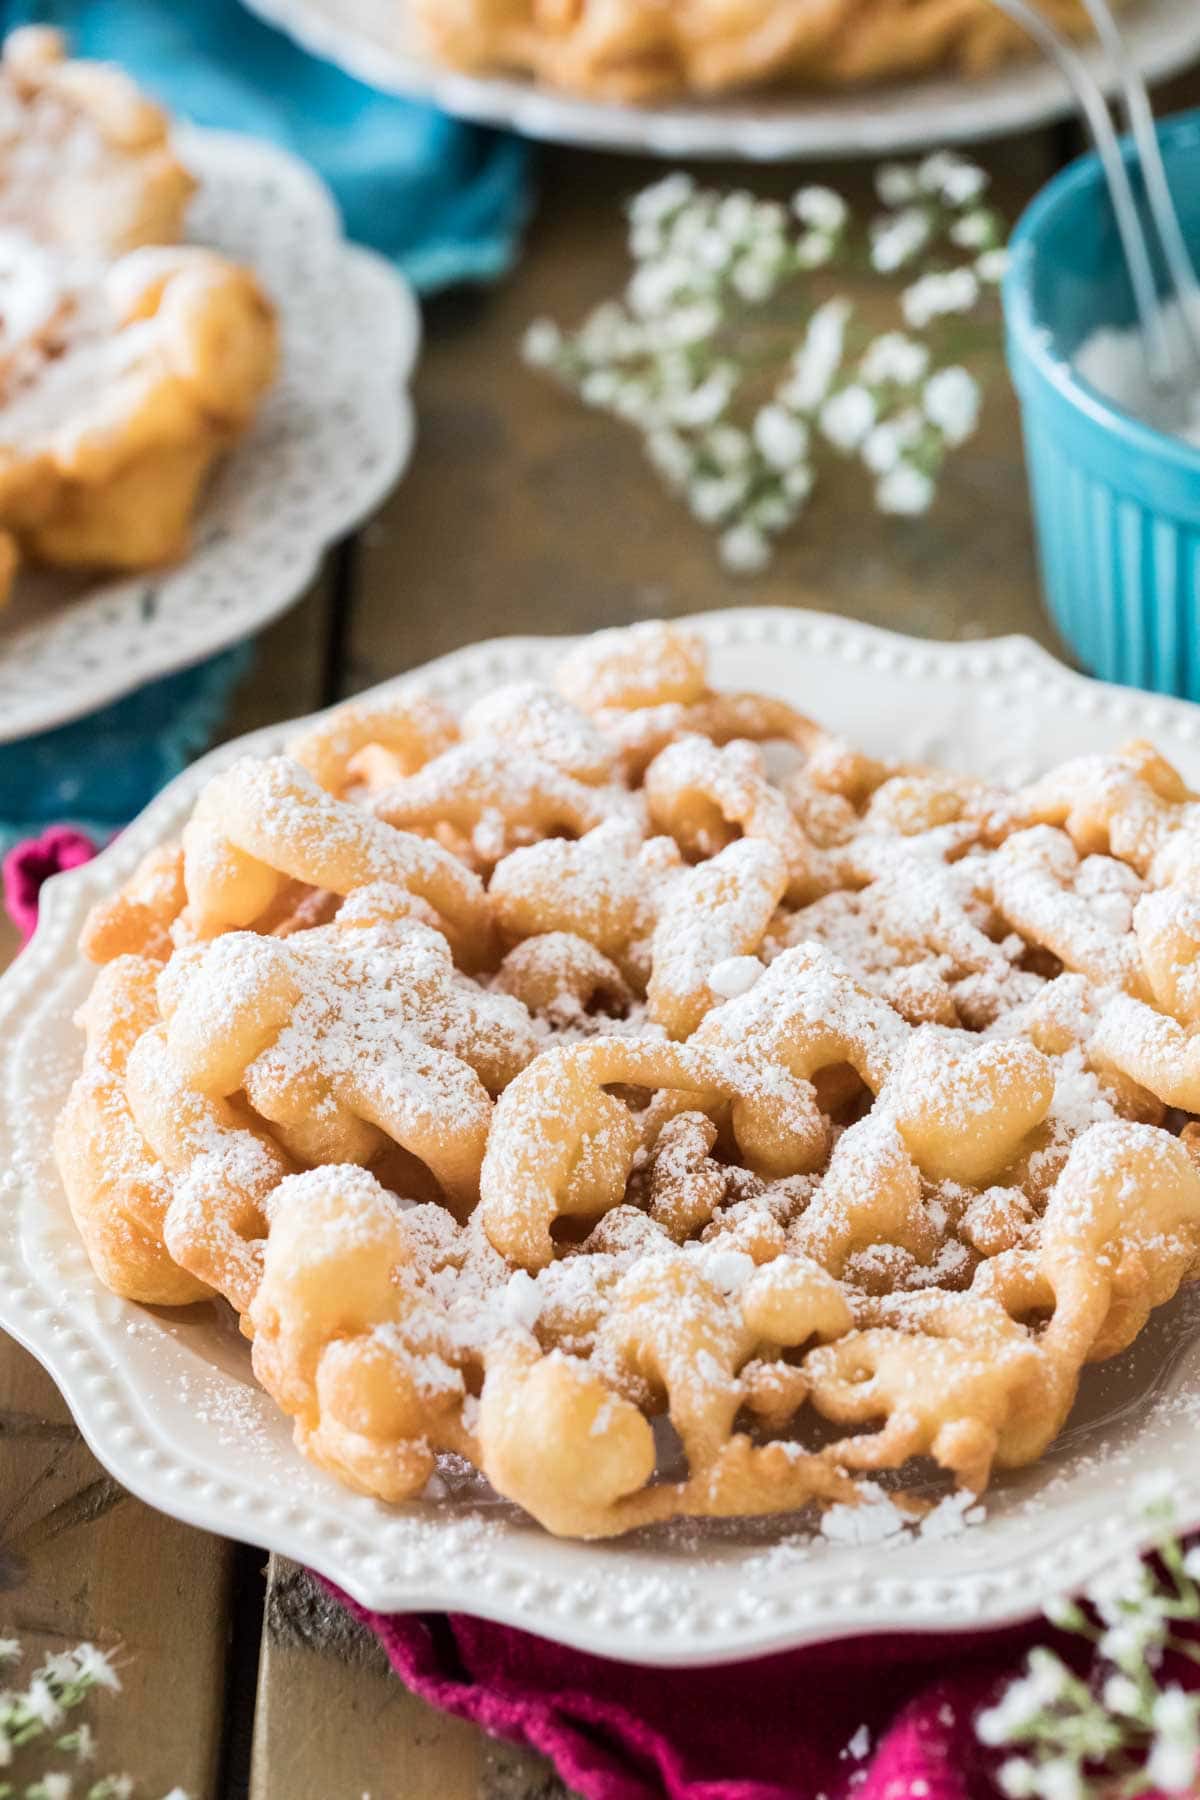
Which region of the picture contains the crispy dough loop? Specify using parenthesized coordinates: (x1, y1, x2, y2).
(180, 755, 495, 967)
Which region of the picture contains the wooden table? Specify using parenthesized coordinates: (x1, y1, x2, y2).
(3, 77, 1199, 1794)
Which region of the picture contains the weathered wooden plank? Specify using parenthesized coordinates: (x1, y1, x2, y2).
(0, 1338, 233, 1797)
(349, 138, 1064, 696)
(250, 1559, 570, 1800)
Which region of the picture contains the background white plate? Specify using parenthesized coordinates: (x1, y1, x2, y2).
(0, 127, 419, 745)
(5, 609, 1200, 1666)
(243, 0, 1200, 160)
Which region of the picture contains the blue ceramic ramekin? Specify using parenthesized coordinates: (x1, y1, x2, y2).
(1005, 111, 1200, 697)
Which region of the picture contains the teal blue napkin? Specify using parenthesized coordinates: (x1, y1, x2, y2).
(1, 0, 531, 850)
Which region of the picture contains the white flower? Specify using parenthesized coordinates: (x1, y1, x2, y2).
(629, 172, 696, 227)
(750, 491, 797, 532)
(870, 207, 932, 272)
(1088, 1554, 1155, 1620)
(918, 152, 988, 207)
(861, 408, 924, 475)
(1034, 1758, 1085, 1800)
(902, 267, 980, 329)
(646, 430, 693, 487)
(1148, 1691, 1200, 1794)
(877, 462, 935, 516)
(580, 369, 620, 408)
(796, 232, 836, 269)
(731, 254, 778, 302)
(923, 366, 981, 446)
(578, 300, 635, 361)
(707, 425, 753, 470)
(656, 300, 721, 348)
(688, 472, 750, 524)
(1102, 1673, 1142, 1715)
(1182, 1545, 1200, 1580)
(977, 248, 1010, 284)
(24, 1675, 63, 1727)
(820, 384, 877, 453)
(782, 463, 815, 503)
(69, 1721, 96, 1761)
(1042, 1595, 1087, 1632)
(719, 522, 771, 574)
(859, 331, 930, 387)
(950, 210, 996, 250)
(792, 185, 848, 234)
(522, 318, 564, 369)
(72, 1644, 120, 1693)
(753, 403, 810, 471)
(40, 1774, 72, 1800)
(876, 162, 919, 206)
(997, 1758, 1037, 1798)
(0, 1642, 19, 1666)
(717, 191, 756, 241)
(784, 297, 851, 413)
(670, 369, 735, 428)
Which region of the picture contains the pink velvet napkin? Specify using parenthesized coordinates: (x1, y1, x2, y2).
(333, 1595, 1058, 1799)
(2, 826, 98, 941)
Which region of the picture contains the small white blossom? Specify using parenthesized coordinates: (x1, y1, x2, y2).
(1147, 1691, 1200, 1794)
(820, 384, 877, 453)
(719, 522, 771, 574)
(861, 408, 923, 475)
(782, 298, 851, 412)
(629, 256, 697, 318)
(731, 254, 778, 303)
(923, 366, 981, 445)
(782, 463, 815, 503)
(870, 207, 932, 273)
(859, 332, 930, 387)
(656, 300, 721, 347)
(629, 172, 696, 227)
(997, 1757, 1037, 1798)
(1042, 1596, 1087, 1632)
(1034, 1757, 1086, 1800)
(717, 191, 756, 241)
(902, 266, 980, 328)
(580, 369, 620, 408)
(876, 162, 919, 206)
(67, 1721, 96, 1762)
(25, 1676, 64, 1728)
(521, 319, 563, 369)
(753, 404, 810, 471)
(950, 210, 997, 250)
(918, 152, 988, 207)
(707, 424, 753, 470)
(876, 461, 935, 516)
(670, 369, 735, 428)
(71, 1645, 120, 1693)
(977, 247, 1010, 284)
(0, 1641, 20, 1666)
(796, 231, 836, 269)
(750, 491, 796, 532)
(646, 430, 693, 487)
(792, 185, 848, 234)
(1102, 1673, 1142, 1715)
(39, 1774, 72, 1800)
(1182, 1545, 1200, 1579)
(688, 472, 750, 525)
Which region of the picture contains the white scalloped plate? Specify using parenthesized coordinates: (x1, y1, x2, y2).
(0, 127, 418, 745)
(6, 608, 1200, 1666)
(243, 0, 1200, 160)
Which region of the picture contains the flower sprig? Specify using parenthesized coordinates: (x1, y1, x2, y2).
(522, 152, 1006, 574)
(0, 1640, 186, 1800)
(977, 1475, 1200, 1799)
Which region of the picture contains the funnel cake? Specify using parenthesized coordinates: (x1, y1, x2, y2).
(59, 620, 1200, 1539)
(0, 28, 194, 255)
(411, 0, 1128, 101)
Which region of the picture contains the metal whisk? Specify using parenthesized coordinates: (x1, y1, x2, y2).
(987, 0, 1200, 401)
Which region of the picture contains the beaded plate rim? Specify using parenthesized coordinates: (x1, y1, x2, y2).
(4, 607, 1200, 1666)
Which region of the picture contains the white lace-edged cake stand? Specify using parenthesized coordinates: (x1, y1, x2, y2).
(0, 127, 418, 745)
(4, 608, 1200, 1666)
(243, 0, 1200, 160)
